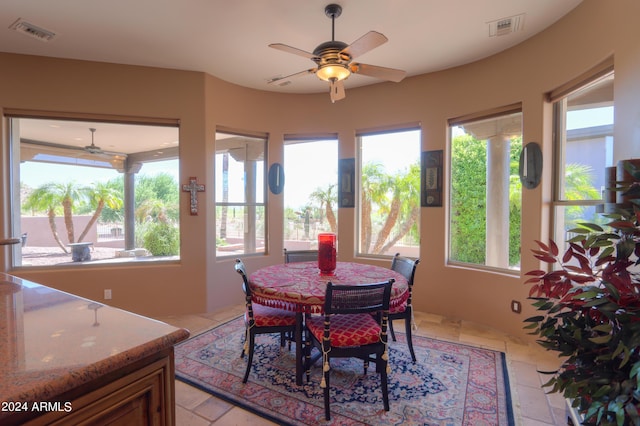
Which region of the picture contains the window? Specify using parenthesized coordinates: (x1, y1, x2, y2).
(9, 116, 180, 267)
(215, 130, 266, 257)
(357, 128, 421, 257)
(449, 108, 522, 272)
(550, 66, 614, 249)
(283, 137, 338, 250)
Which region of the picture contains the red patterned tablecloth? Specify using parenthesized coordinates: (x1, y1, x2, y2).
(249, 261, 408, 313)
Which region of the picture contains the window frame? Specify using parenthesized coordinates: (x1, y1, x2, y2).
(355, 125, 421, 259)
(282, 134, 339, 250)
(549, 60, 614, 248)
(447, 105, 523, 275)
(6, 111, 181, 269)
(214, 128, 268, 258)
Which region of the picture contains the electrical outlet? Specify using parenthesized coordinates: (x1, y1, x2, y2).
(104, 289, 112, 300)
(511, 300, 521, 314)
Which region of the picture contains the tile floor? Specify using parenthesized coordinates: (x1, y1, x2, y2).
(156, 306, 570, 425)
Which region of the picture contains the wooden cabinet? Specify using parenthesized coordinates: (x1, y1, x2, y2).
(21, 351, 176, 426)
(1, 274, 189, 426)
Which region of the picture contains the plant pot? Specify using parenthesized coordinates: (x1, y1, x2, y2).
(566, 399, 583, 426)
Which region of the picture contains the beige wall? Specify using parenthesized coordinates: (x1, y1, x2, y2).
(21, 216, 97, 247)
(1, 0, 638, 339)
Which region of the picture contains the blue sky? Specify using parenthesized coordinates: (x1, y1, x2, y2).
(567, 106, 613, 130)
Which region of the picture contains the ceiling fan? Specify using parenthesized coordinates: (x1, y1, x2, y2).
(24, 127, 127, 160)
(81, 127, 128, 159)
(84, 128, 102, 154)
(268, 3, 406, 102)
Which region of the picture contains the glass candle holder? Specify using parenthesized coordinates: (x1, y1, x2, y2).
(318, 233, 337, 275)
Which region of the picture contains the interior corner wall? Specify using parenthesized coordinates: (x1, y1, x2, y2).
(1, 0, 638, 339)
(190, 0, 639, 339)
(0, 55, 210, 317)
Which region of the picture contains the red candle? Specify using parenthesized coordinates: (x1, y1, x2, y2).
(318, 233, 337, 275)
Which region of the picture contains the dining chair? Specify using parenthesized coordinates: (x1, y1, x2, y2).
(234, 258, 297, 383)
(389, 253, 420, 362)
(305, 280, 394, 421)
(283, 248, 319, 263)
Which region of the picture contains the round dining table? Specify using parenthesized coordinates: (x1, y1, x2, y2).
(249, 261, 409, 385)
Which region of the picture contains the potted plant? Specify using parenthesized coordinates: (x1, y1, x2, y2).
(523, 162, 640, 426)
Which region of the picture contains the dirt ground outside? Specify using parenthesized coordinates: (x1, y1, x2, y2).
(20, 246, 132, 267)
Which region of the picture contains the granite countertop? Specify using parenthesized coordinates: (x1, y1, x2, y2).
(0, 273, 190, 410)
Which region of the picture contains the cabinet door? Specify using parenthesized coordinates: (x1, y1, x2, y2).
(67, 366, 164, 426)
(26, 356, 174, 426)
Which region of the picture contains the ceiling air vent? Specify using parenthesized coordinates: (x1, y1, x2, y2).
(9, 18, 56, 42)
(488, 13, 525, 37)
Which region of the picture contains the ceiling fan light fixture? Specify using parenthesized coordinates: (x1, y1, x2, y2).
(316, 64, 350, 82)
(268, 3, 405, 101)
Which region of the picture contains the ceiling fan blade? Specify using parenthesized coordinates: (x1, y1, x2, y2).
(350, 62, 407, 83)
(341, 31, 388, 59)
(22, 139, 127, 158)
(78, 144, 128, 157)
(329, 79, 346, 103)
(269, 43, 317, 60)
(85, 145, 103, 154)
(268, 68, 317, 85)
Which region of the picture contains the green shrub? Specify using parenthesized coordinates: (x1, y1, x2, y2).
(142, 222, 179, 256)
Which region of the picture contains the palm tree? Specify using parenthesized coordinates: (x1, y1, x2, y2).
(360, 163, 392, 253)
(77, 182, 124, 242)
(563, 163, 604, 226)
(22, 180, 126, 253)
(135, 198, 170, 224)
(309, 184, 337, 233)
(57, 182, 88, 244)
(372, 163, 421, 254)
(22, 183, 71, 252)
(564, 163, 602, 200)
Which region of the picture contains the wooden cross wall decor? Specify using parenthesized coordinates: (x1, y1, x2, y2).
(182, 177, 205, 215)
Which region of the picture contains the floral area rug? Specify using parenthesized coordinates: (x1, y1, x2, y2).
(175, 317, 514, 425)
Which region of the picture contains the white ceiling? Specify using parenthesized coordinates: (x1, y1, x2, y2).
(2, 0, 582, 95)
(2, 0, 583, 154)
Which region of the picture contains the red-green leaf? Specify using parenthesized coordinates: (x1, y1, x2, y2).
(532, 249, 550, 257)
(533, 254, 557, 263)
(523, 315, 545, 322)
(570, 242, 586, 254)
(574, 253, 592, 273)
(534, 240, 549, 251)
(567, 227, 590, 234)
(596, 247, 615, 263)
(546, 270, 567, 279)
(607, 220, 636, 229)
(578, 222, 604, 232)
(589, 335, 612, 344)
